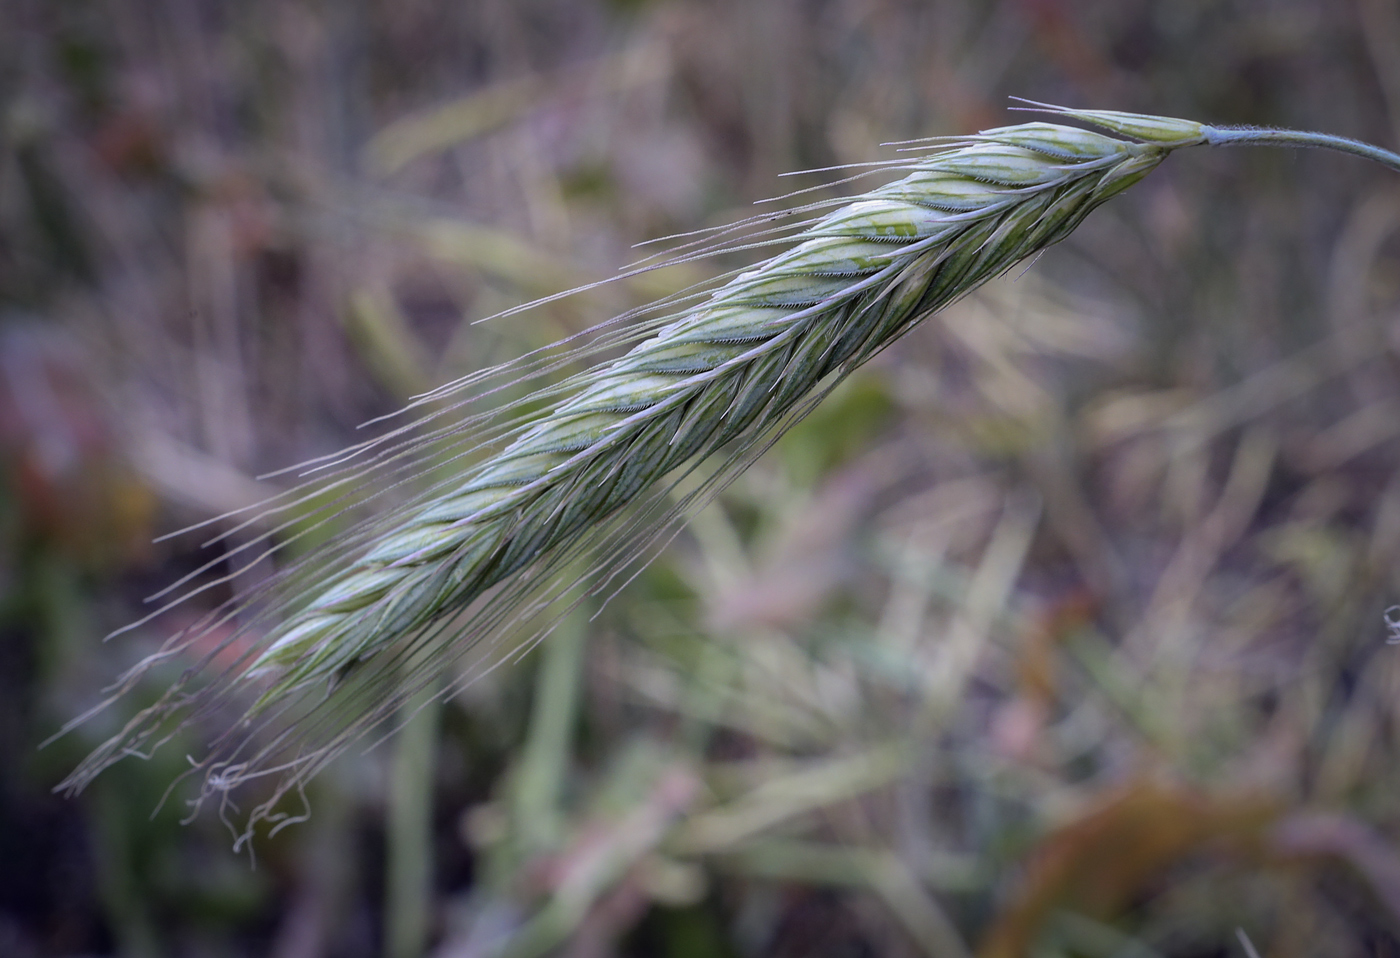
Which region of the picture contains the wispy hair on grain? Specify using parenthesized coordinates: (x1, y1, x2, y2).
(55, 105, 1400, 842)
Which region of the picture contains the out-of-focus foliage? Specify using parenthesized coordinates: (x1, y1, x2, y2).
(3, 1, 1400, 956)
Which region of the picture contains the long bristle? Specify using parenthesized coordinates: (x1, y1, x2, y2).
(58, 112, 1216, 834)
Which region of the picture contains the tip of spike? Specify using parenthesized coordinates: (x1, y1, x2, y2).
(1008, 98, 1208, 148)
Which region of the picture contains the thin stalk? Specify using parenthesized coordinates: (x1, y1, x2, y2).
(1203, 125, 1400, 173)
(92, 779, 163, 958)
(385, 684, 442, 958)
(512, 611, 587, 854)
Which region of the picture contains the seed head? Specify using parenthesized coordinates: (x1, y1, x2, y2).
(72, 105, 1388, 838)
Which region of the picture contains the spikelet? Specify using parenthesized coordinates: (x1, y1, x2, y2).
(245, 118, 1197, 684)
(63, 105, 1396, 836)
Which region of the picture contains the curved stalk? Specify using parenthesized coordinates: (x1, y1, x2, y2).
(1203, 125, 1400, 174)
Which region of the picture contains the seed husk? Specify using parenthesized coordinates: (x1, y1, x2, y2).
(56, 106, 1400, 837)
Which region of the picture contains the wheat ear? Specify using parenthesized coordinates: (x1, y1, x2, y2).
(58, 107, 1400, 831)
(251, 121, 1182, 679)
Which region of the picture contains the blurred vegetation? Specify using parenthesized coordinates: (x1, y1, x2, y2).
(4, 0, 1400, 956)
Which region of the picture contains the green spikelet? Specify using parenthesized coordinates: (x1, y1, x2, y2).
(249, 117, 1203, 695)
(67, 106, 1400, 829)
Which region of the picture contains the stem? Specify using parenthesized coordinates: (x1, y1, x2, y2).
(513, 611, 586, 853)
(385, 684, 441, 958)
(1203, 125, 1400, 174)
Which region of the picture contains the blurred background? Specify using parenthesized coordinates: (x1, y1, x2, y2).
(4, 1, 1400, 956)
